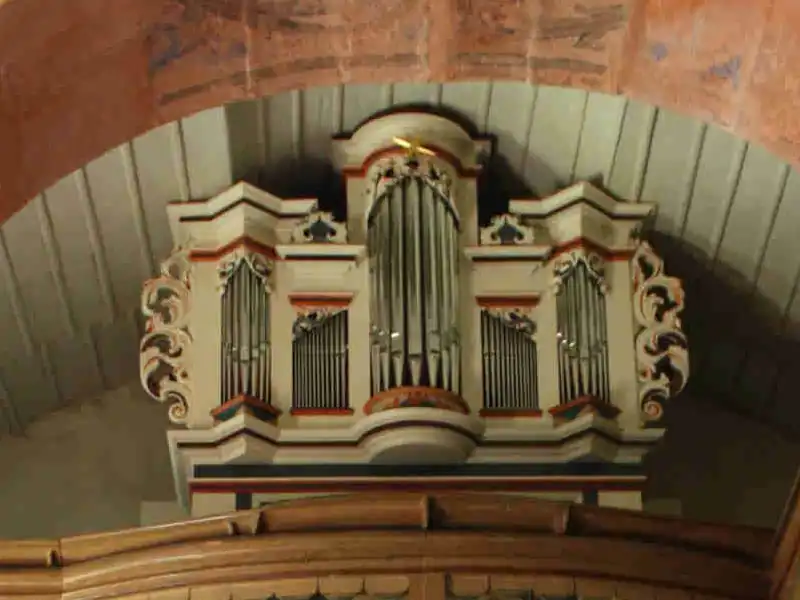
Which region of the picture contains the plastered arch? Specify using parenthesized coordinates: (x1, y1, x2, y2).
(0, 0, 796, 223)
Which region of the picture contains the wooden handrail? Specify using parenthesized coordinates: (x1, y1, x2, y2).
(0, 493, 776, 600)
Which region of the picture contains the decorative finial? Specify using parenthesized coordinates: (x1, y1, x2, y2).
(392, 136, 436, 159)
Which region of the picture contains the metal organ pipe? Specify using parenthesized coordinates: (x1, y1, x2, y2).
(368, 173, 460, 394)
(407, 179, 423, 385)
(480, 311, 538, 410)
(219, 259, 271, 404)
(292, 311, 349, 410)
(556, 260, 610, 404)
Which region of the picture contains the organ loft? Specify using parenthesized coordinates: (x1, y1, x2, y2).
(139, 110, 689, 515)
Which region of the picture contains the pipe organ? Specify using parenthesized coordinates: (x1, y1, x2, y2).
(219, 251, 272, 405)
(480, 308, 539, 411)
(367, 163, 461, 396)
(140, 110, 690, 518)
(553, 252, 611, 405)
(292, 309, 349, 411)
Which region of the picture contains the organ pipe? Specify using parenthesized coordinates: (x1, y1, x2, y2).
(481, 310, 538, 410)
(368, 172, 460, 394)
(292, 311, 349, 410)
(219, 257, 271, 404)
(555, 259, 610, 404)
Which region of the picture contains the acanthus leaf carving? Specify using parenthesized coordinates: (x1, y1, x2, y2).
(217, 247, 274, 295)
(551, 249, 608, 295)
(292, 307, 345, 339)
(291, 209, 348, 244)
(480, 213, 536, 245)
(482, 306, 537, 338)
(632, 241, 689, 424)
(365, 154, 454, 216)
(140, 245, 193, 425)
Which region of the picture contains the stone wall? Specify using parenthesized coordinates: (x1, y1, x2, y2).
(0, 384, 175, 538)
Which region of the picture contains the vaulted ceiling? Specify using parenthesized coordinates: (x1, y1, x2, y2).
(0, 81, 798, 437)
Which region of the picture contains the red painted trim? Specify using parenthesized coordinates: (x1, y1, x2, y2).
(475, 295, 540, 308)
(364, 386, 471, 415)
(190, 236, 278, 262)
(169, 191, 318, 206)
(290, 408, 355, 416)
(549, 395, 621, 418)
(551, 237, 635, 261)
(341, 144, 480, 178)
(469, 255, 547, 263)
(479, 409, 543, 418)
(282, 254, 360, 262)
(211, 395, 282, 419)
(469, 237, 634, 263)
(289, 293, 354, 309)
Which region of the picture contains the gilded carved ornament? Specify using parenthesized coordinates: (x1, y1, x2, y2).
(292, 307, 346, 339)
(482, 306, 537, 338)
(217, 247, 274, 294)
(480, 213, 536, 245)
(632, 241, 689, 424)
(366, 153, 454, 213)
(551, 249, 608, 294)
(139, 245, 193, 425)
(291, 210, 348, 244)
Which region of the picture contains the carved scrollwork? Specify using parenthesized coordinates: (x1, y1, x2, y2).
(217, 248, 274, 294)
(551, 250, 608, 294)
(140, 246, 193, 426)
(483, 307, 537, 338)
(292, 307, 345, 339)
(291, 210, 348, 244)
(632, 241, 689, 424)
(366, 154, 454, 214)
(480, 214, 535, 245)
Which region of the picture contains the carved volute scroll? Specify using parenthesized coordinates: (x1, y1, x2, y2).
(632, 241, 689, 424)
(480, 214, 536, 245)
(140, 245, 193, 425)
(291, 210, 348, 244)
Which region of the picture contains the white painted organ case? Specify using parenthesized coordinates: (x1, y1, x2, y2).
(139, 110, 689, 473)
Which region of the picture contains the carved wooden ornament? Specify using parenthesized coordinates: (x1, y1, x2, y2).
(632, 241, 689, 424)
(139, 245, 193, 425)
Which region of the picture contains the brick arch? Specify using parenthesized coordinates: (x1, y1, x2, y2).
(0, 0, 796, 224)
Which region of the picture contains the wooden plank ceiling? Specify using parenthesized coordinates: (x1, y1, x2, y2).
(0, 81, 796, 436)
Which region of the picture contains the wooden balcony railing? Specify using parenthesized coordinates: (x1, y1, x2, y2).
(0, 493, 784, 600)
